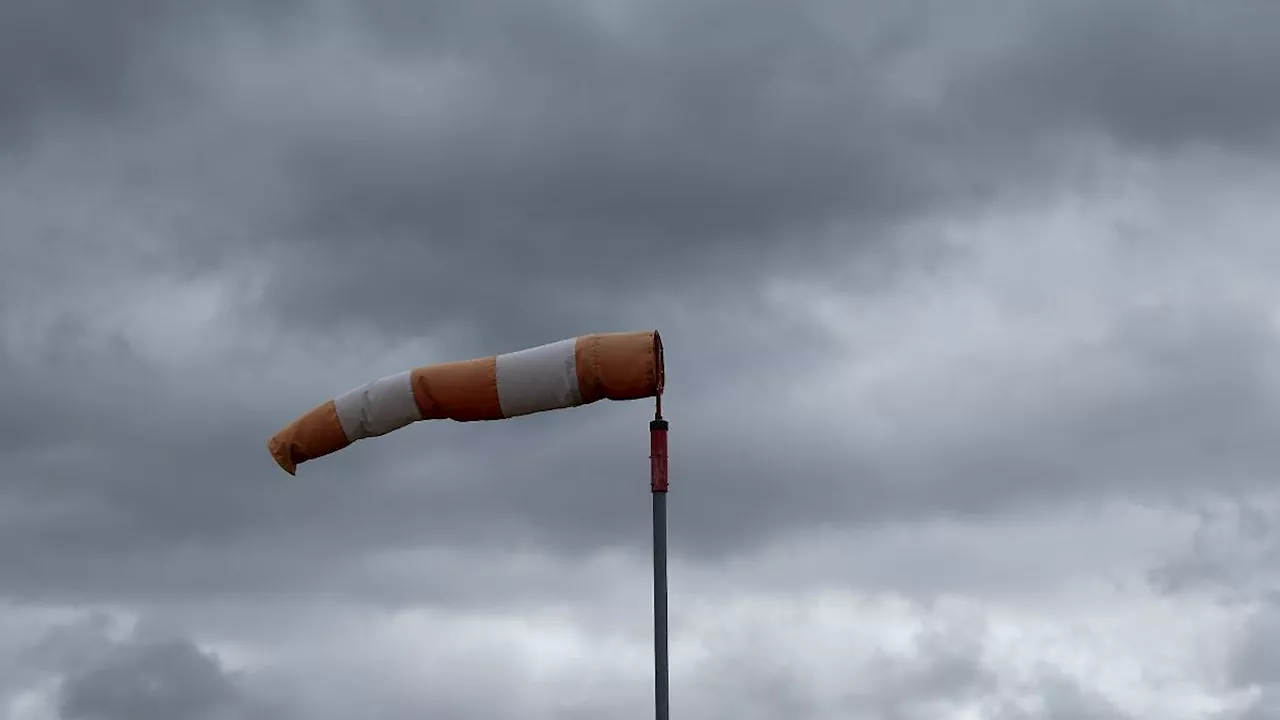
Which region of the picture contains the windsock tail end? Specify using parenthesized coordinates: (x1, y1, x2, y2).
(267, 399, 349, 476)
(267, 436, 297, 476)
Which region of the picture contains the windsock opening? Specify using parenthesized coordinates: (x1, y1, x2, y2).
(653, 330, 665, 396)
(268, 330, 664, 475)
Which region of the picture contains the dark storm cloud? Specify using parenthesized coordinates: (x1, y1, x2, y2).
(252, 0, 947, 343)
(2, 8, 1280, 719)
(0, 612, 270, 720)
(887, 302, 1280, 515)
(0, 0, 171, 140)
(0, 0, 298, 149)
(57, 636, 262, 720)
(244, 0, 1280, 343)
(15, 294, 1273, 603)
(5, 0, 1280, 603)
(961, 1, 1280, 152)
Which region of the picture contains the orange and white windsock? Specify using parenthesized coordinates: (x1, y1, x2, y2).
(267, 330, 664, 474)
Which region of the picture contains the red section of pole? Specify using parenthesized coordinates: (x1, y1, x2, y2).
(650, 416, 669, 493)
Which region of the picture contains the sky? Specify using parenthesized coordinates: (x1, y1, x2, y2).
(3, 0, 1280, 717)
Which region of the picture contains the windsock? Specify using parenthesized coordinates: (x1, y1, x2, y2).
(267, 330, 664, 474)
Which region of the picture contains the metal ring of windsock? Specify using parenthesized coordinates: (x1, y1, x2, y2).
(266, 330, 671, 720)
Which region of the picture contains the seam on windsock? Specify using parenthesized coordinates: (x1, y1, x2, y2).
(334, 370, 422, 441)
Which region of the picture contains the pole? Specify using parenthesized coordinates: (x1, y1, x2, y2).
(650, 401, 670, 720)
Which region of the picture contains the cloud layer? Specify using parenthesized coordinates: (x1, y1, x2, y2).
(3, 0, 1280, 717)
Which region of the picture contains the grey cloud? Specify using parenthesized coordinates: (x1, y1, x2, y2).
(0, 601, 1144, 720)
(6, 232, 1280, 602)
(57, 635, 265, 720)
(692, 618, 1130, 719)
(960, 1, 1280, 152)
(904, 302, 1280, 514)
(134, 602, 1135, 720)
(1229, 603, 1280, 719)
(10, 0, 1280, 347)
(0, 614, 271, 720)
(1146, 496, 1280, 718)
(1006, 673, 1133, 720)
(0, 0, 297, 150)
(3, 0, 1280, 714)
(0, 0, 170, 141)
(1149, 496, 1278, 598)
(251, 1, 946, 341)
(243, 0, 1280, 343)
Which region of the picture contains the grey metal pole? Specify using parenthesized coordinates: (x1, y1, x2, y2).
(650, 416, 670, 720)
(653, 491, 669, 720)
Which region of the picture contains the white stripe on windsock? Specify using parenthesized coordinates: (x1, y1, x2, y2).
(495, 338, 582, 418)
(333, 369, 423, 441)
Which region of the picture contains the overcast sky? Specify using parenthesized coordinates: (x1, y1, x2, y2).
(3, 1, 1280, 718)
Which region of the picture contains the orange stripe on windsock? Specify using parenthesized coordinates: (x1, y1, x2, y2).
(267, 330, 663, 474)
(266, 399, 351, 475)
(411, 356, 501, 421)
(575, 331, 664, 404)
